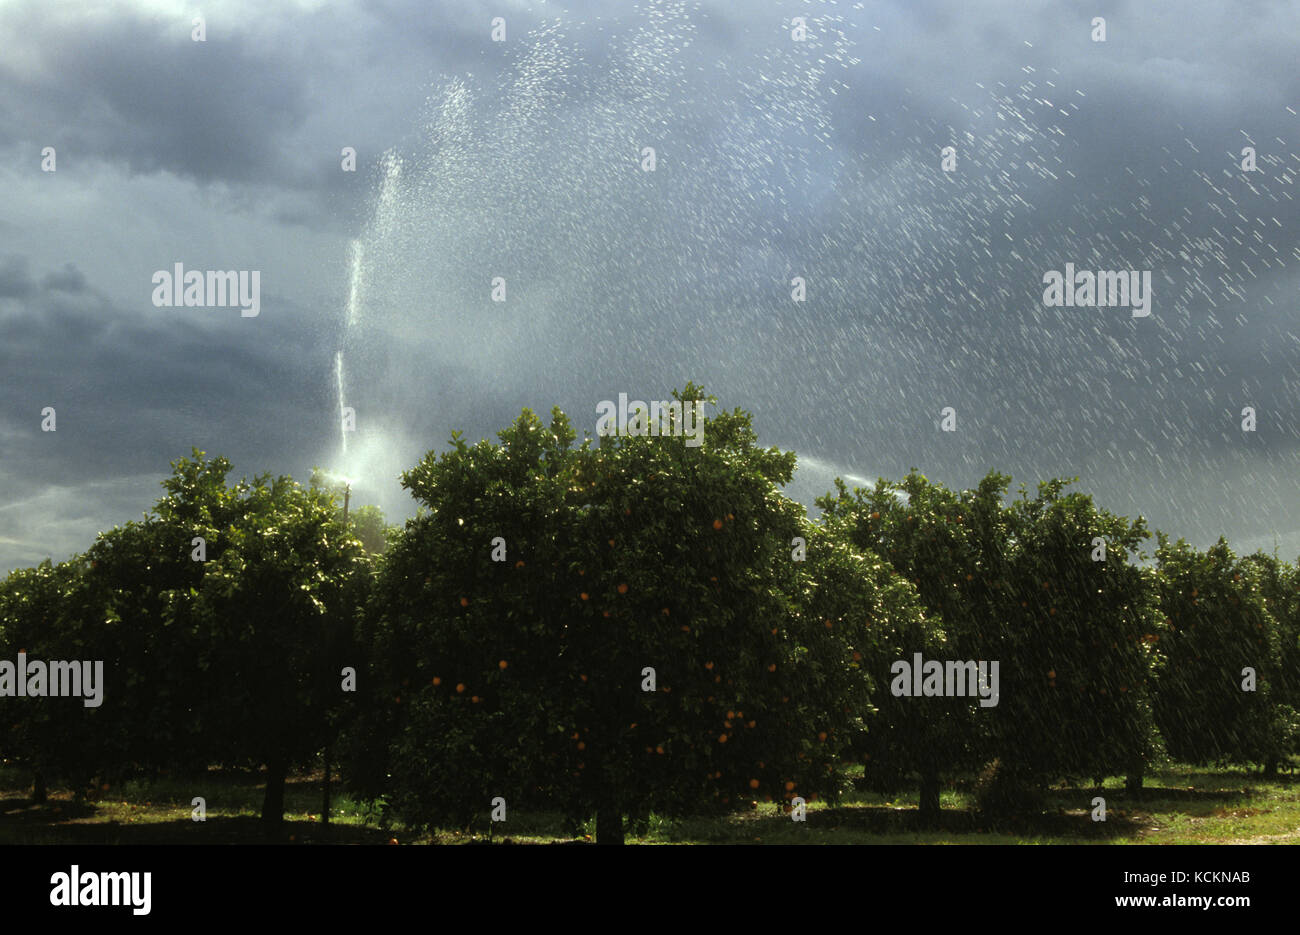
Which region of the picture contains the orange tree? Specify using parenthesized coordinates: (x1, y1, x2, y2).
(994, 480, 1163, 797)
(818, 471, 1164, 813)
(0, 514, 223, 797)
(0, 450, 370, 828)
(0, 558, 104, 799)
(75, 515, 219, 780)
(349, 386, 919, 842)
(184, 463, 370, 830)
(1152, 536, 1296, 771)
(816, 470, 1007, 820)
(1240, 550, 1300, 773)
(0, 499, 235, 798)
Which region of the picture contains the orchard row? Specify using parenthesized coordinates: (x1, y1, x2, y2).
(1, 384, 1295, 843)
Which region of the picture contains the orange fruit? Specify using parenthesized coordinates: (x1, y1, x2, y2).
(580, 674, 588, 682)
(471, 695, 480, 703)
(460, 597, 469, 607)
(515, 560, 525, 568)
(432, 677, 441, 686)
(705, 661, 714, 670)
(727, 513, 735, 521)
(608, 539, 615, 547)
(661, 607, 670, 616)
(617, 583, 628, 594)
(656, 745, 664, 755)
(1047, 670, 1055, 679)
(767, 663, 776, 672)
(718, 734, 728, 743)
(713, 519, 723, 530)
(817, 731, 827, 742)
(580, 592, 589, 601)
(498, 660, 508, 670)
(749, 779, 760, 789)
(456, 683, 466, 693)
(577, 741, 585, 750)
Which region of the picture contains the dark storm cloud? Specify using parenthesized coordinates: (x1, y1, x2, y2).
(0, 255, 36, 298)
(0, 0, 528, 215)
(0, 254, 341, 569)
(40, 262, 87, 293)
(0, 7, 305, 184)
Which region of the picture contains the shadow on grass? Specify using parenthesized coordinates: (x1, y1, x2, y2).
(797, 803, 1142, 839)
(0, 795, 394, 845)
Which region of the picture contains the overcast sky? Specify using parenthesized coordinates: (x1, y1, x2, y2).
(1, 0, 1297, 573)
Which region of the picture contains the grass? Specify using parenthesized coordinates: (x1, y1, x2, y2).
(2, 762, 1297, 844)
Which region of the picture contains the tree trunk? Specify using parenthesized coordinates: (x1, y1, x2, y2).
(1262, 758, 1278, 778)
(32, 770, 47, 804)
(596, 806, 624, 845)
(322, 746, 331, 827)
(627, 808, 650, 838)
(918, 770, 941, 825)
(261, 756, 287, 834)
(1125, 763, 1144, 794)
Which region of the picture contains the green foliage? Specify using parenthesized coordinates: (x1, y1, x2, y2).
(1152, 537, 1295, 767)
(816, 472, 984, 793)
(817, 470, 1164, 801)
(994, 479, 1163, 785)
(0, 449, 371, 811)
(350, 386, 918, 832)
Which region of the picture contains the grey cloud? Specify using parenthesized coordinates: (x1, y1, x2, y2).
(0, 255, 35, 298)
